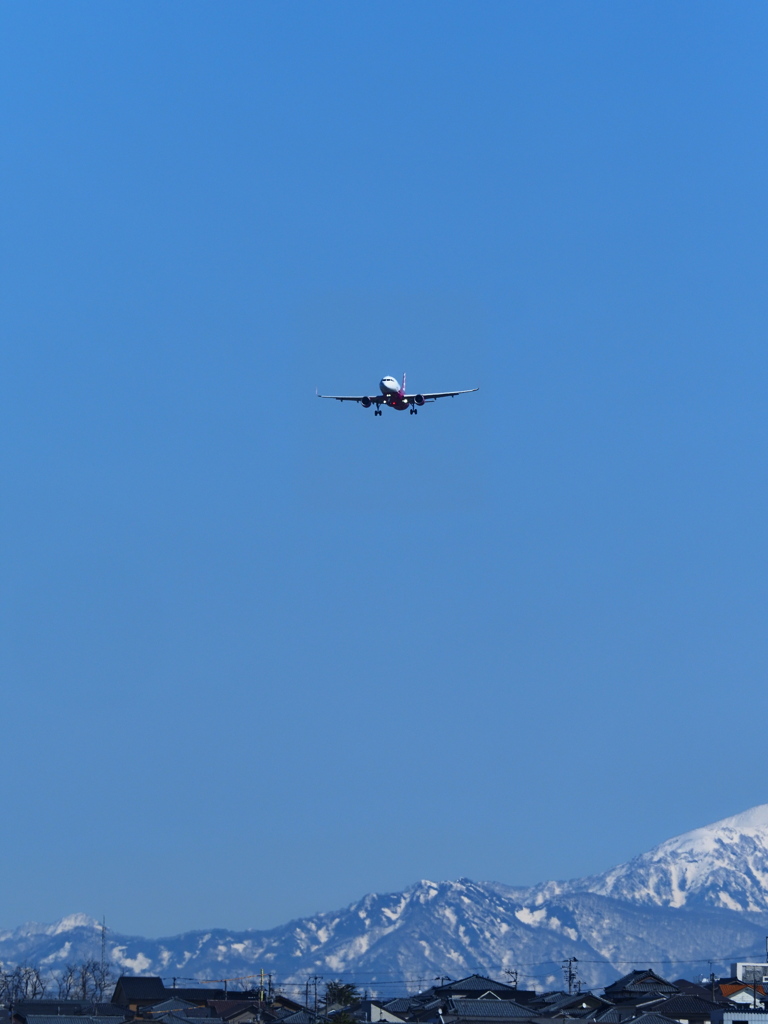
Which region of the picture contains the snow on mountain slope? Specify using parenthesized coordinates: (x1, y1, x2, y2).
(546, 804, 768, 912)
(5, 806, 768, 992)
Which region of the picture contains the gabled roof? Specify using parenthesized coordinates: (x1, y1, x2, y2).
(171, 991, 228, 1005)
(113, 978, 167, 1006)
(352, 1000, 407, 1024)
(445, 1000, 534, 1019)
(670, 982, 725, 1006)
(539, 995, 609, 1014)
(604, 974, 678, 1002)
(409, 999, 445, 1022)
(591, 1009, 640, 1024)
(720, 984, 766, 998)
(24, 1018, 93, 1024)
(629, 1014, 680, 1024)
(14, 1004, 126, 1020)
(148, 1001, 199, 1013)
(153, 1014, 221, 1024)
(219, 1013, 274, 1024)
(647, 995, 719, 1017)
(26, 1018, 122, 1024)
(206, 1003, 265, 1020)
(438, 979, 521, 998)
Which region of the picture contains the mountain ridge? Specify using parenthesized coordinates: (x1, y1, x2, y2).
(7, 805, 768, 993)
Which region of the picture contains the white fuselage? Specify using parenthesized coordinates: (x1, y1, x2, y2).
(379, 375, 408, 410)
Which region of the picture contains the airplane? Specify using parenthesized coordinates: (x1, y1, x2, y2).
(316, 373, 478, 415)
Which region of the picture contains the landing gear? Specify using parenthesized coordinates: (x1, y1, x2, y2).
(409, 407, 418, 415)
(374, 408, 382, 416)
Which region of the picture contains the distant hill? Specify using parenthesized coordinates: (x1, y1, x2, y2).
(7, 806, 768, 994)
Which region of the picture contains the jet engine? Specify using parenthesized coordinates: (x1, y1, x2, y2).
(414, 394, 426, 406)
(361, 396, 372, 408)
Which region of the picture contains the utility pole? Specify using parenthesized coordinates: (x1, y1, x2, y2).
(100, 917, 107, 987)
(309, 975, 322, 1017)
(562, 959, 578, 996)
(503, 970, 518, 991)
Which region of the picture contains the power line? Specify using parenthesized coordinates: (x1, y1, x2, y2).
(159, 949, 768, 994)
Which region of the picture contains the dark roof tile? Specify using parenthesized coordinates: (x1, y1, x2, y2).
(439, 980, 520, 996)
(446, 1001, 533, 1019)
(648, 996, 718, 1015)
(113, 979, 167, 1004)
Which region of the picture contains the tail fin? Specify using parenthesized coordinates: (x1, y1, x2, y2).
(401, 372, 406, 395)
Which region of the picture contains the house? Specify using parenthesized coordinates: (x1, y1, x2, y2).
(398, 998, 447, 1023)
(347, 1000, 407, 1023)
(592, 1008, 642, 1023)
(731, 968, 768, 985)
(169, 992, 228, 1006)
(25, 1016, 123, 1024)
(440, 998, 536, 1024)
(207, 1002, 277, 1024)
(113, 978, 167, 1011)
(149, 1013, 222, 1024)
(383, 1003, 416, 1018)
(14, 1003, 126, 1023)
(435, 979, 530, 1003)
(536, 993, 612, 1018)
(603, 974, 679, 1005)
(719, 987, 766, 1008)
(629, 1014, 680, 1024)
(711, 1012, 768, 1024)
(672, 982, 728, 1006)
(278, 1012, 316, 1024)
(638, 994, 720, 1024)
(145, 1001, 200, 1016)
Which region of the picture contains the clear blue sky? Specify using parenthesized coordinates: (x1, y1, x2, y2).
(1, 1, 767, 937)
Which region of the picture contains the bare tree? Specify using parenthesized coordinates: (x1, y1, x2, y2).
(90, 959, 113, 1002)
(0, 964, 47, 1003)
(0, 958, 112, 1007)
(57, 964, 78, 999)
(0, 969, 13, 1005)
(20, 965, 46, 999)
(75, 959, 96, 1001)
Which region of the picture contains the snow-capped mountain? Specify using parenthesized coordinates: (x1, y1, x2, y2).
(578, 805, 768, 912)
(6, 806, 768, 994)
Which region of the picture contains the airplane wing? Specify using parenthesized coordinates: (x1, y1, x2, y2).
(316, 390, 383, 404)
(406, 388, 479, 401)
